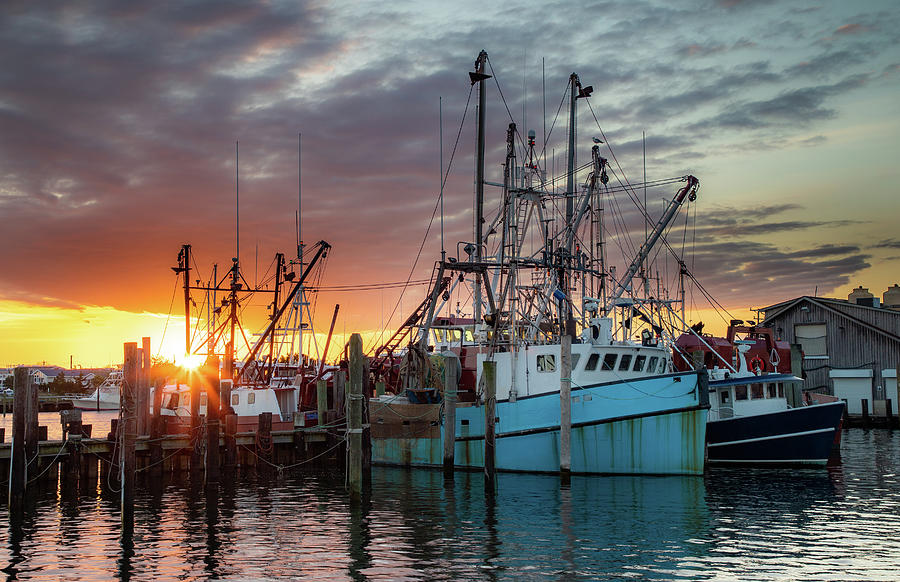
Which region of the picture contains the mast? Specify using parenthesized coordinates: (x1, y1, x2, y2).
(173, 244, 192, 358)
(270, 252, 284, 370)
(471, 50, 490, 323)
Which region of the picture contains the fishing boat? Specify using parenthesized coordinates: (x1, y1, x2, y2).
(71, 370, 122, 411)
(674, 323, 844, 464)
(369, 51, 709, 475)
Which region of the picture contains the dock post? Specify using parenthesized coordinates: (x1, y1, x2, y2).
(560, 335, 572, 483)
(257, 412, 273, 473)
(149, 378, 164, 478)
(190, 367, 202, 476)
(442, 352, 460, 478)
(335, 370, 346, 419)
(9, 367, 29, 511)
(66, 419, 83, 494)
(138, 337, 152, 436)
(886, 398, 894, 429)
(122, 342, 138, 528)
(317, 380, 328, 426)
(224, 413, 237, 471)
(483, 360, 497, 495)
(24, 367, 38, 473)
(206, 357, 221, 485)
(348, 333, 364, 497)
(862, 398, 870, 427)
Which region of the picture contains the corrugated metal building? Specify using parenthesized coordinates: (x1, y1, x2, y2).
(760, 287, 900, 404)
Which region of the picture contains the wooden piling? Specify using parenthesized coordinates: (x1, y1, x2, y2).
(442, 352, 460, 478)
(886, 398, 894, 428)
(9, 367, 28, 511)
(257, 412, 273, 473)
(206, 357, 221, 484)
(24, 368, 38, 470)
(862, 398, 870, 427)
(483, 360, 497, 494)
(122, 342, 138, 527)
(224, 414, 238, 471)
(335, 370, 346, 418)
(560, 335, 572, 483)
(138, 337, 152, 436)
(66, 419, 83, 493)
(348, 333, 364, 497)
(190, 366, 202, 475)
(149, 379, 164, 478)
(317, 380, 328, 426)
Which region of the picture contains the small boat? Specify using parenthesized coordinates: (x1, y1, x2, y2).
(71, 371, 122, 410)
(674, 323, 844, 465)
(369, 52, 708, 476)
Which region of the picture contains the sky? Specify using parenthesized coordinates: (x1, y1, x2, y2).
(1, 0, 898, 367)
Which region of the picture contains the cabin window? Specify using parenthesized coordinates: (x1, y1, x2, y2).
(449, 329, 462, 343)
(751, 384, 764, 399)
(464, 329, 475, 343)
(585, 353, 600, 371)
(248, 392, 256, 405)
(602, 354, 618, 371)
(164, 393, 179, 410)
(537, 354, 556, 372)
(433, 329, 446, 343)
(633, 355, 647, 372)
(647, 356, 658, 374)
(735, 385, 748, 400)
(767, 384, 776, 398)
(618, 354, 632, 371)
(200, 393, 208, 406)
(777, 383, 784, 398)
(231, 393, 240, 406)
(795, 323, 827, 358)
(183, 394, 190, 408)
(720, 390, 730, 404)
(571, 354, 581, 370)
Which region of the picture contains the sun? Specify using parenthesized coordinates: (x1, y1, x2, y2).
(175, 353, 207, 370)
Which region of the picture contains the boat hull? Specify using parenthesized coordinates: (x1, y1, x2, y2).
(706, 401, 845, 465)
(71, 398, 119, 411)
(371, 371, 708, 475)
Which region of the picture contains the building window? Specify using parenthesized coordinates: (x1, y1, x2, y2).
(795, 323, 827, 358)
(537, 354, 556, 372)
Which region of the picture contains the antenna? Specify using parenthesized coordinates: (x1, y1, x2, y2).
(440, 96, 445, 261)
(298, 132, 302, 262)
(236, 141, 240, 266)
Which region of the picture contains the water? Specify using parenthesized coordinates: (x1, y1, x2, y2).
(2, 428, 899, 581)
(0, 410, 118, 440)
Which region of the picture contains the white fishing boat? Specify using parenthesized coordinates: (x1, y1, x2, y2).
(370, 51, 708, 475)
(72, 371, 122, 411)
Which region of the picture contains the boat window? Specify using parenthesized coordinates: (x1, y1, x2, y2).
(164, 393, 179, 410)
(633, 355, 646, 372)
(777, 383, 784, 398)
(183, 394, 190, 408)
(248, 392, 256, 405)
(231, 393, 240, 406)
(735, 385, 748, 400)
(602, 353, 617, 371)
(720, 390, 730, 404)
(448, 329, 461, 343)
(200, 393, 208, 406)
(585, 353, 600, 371)
(571, 354, 581, 370)
(618, 354, 632, 371)
(433, 329, 446, 343)
(536, 354, 556, 372)
(464, 329, 475, 343)
(647, 356, 658, 374)
(751, 384, 763, 399)
(767, 384, 776, 398)
(659, 359, 668, 374)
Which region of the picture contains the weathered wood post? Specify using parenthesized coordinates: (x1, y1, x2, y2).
(66, 419, 83, 494)
(887, 398, 894, 429)
(138, 337, 152, 436)
(24, 368, 38, 471)
(122, 342, 138, 527)
(317, 380, 328, 426)
(442, 352, 460, 478)
(206, 356, 221, 484)
(190, 367, 202, 475)
(862, 398, 870, 427)
(257, 412, 273, 473)
(224, 413, 238, 471)
(348, 333, 364, 497)
(149, 378, 164, 478)
(483, 359, 497, 495)
(560, 335, 572, 483)
(8, 367, 29, 511)
(789, 343, 803, 408)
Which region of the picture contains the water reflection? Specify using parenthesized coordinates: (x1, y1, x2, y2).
(0, 429, 899, 580)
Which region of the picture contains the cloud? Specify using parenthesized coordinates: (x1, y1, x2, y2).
(871, 239, 900, 250)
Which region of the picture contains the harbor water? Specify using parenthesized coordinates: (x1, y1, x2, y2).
(2, 428, 899, 580)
